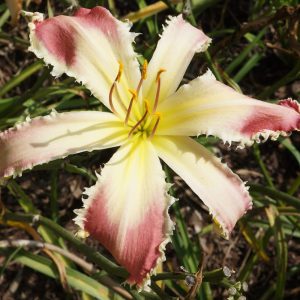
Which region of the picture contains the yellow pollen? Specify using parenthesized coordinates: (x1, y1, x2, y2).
(142, 60, 148, 80)
(128, 89, 137, 100)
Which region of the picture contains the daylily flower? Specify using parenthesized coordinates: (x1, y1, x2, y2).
(0, 6, 299, 288)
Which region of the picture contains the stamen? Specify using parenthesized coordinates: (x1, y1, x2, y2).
(128, 102, 149, 137)
(125, 89, 137, 125)
(153, 69, 166, 113)
(109, 61, 124, 114)
(136, 60, 148, 95)
(149, 112, 161, 138)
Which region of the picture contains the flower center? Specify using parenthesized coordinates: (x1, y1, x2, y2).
(109, 61, 165, 139)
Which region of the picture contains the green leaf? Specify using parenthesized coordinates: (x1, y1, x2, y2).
(3, 249, 126, 300)
(0, 61, 44, 98)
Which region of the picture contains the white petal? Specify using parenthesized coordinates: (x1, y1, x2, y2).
(0, 111, 127, 177)
(143, 15, 211, 107)
(153, 136, 252, 236)
(74, 139, 174, 288)
(29, 7, 140, 116)
(158, 70, 300, 146)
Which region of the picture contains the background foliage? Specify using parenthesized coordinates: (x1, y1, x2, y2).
(0, 0, 300, 299)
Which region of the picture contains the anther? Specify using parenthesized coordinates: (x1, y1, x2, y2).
(128, 102, 149, 137)
(156, 69, 166, 82)
(136, 60, 148, 96)
(142, 60, 148, 80)
(128, 89, 137, 99)
(149, 112, 161, 138)
(125, 89, 137, 125)
(109, 61, 124, 114)
(153, 69, 166, 113)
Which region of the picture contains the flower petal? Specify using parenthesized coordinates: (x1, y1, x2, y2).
(158, 70, 300, 146)
(74, 139, 174, 288)
(143, 15, 211, 105)
(29, 7, 140, 114)
(0, 111, 127, 178)
(153, 136, 252, 236)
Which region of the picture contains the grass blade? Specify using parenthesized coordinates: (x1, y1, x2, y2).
(0, 61, 44, 98)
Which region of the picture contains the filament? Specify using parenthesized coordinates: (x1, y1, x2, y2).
(109, 61, 124, 114)
(153, 69, 166, 113)
(116, 61, 123, 83)
(109, 82, 117, 114)
(149, 113, 161, 138)
(125, 89, 137, 125)
(136, 60, 148, 96)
